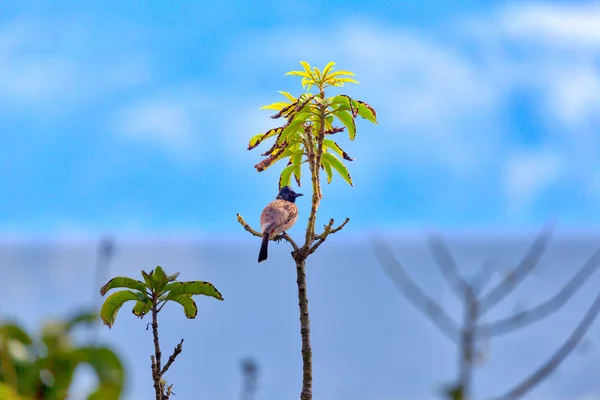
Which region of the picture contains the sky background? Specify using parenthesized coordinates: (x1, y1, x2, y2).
(1, 0, 600, 399)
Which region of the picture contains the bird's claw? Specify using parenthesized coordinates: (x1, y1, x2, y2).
(275, 232, 287, 243)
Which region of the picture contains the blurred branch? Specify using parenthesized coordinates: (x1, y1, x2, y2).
(428, 235, 466, 300)
(470, 258, 496, 296)
(479, 224, 554, 314)
(480, 247, 600, 338)
(240, 357, 259, 400)
(370, 235, 459, 344)
(457, 286, 478, 400)
(492, 291, 600, 400)
(308, 217, 350, 255)
(237, 213, 299, 252)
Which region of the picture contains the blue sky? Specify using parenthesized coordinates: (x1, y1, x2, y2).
(1, 0, 600, 399)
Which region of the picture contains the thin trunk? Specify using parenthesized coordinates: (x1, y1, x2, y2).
(152, 302, 162, 400)
(458, 288, 477, 400)
(296, 257, 312, 400)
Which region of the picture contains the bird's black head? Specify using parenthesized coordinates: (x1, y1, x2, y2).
(276, 186, 303, 203)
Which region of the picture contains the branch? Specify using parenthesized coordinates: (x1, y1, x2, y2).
(370, 235, 460, 344)
(491, 291, 600, 400)
(237, 214, 299, 252)
(479, 246, 600, 338)
(470, 258, 496, 296)
(479, 224, 554, 314)
(161, 339, 184, 376)
(307, 217, 350, 255)
(428, 235, 467, 300)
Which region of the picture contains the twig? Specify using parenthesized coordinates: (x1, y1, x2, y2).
(428, 235, 466, 299)
(479, 246, 600, 338)
(370, 235, 460, 343)
(457, 285, 478, 400)
(151, 303, 162, 400)
(479, 224, 554, 314)
(161, 339, 184, 375)
(470, 258, 496, 296)
(308, 218, 350, 255)
(236, 214, 299, 252)
(492, 291, 600, 400)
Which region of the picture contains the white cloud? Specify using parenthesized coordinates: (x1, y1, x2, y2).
(0, 19, 150, 113)
(117, 100, 194, 149)
(504, 150, 564, 207)
(230, 3, 600, 202)
(113, 86, 211, 156)
(500, 2, 600, 48)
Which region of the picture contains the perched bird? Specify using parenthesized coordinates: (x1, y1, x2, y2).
(258, 186, 303, 262)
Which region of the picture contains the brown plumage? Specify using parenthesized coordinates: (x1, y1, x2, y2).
(258, 186, 303, 262)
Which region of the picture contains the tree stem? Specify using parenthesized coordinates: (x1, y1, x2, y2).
(152, 300, 162, 400)
(296, 257, 313, 400)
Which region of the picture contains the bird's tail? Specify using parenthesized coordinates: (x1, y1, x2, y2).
(258, 232, 269, 263)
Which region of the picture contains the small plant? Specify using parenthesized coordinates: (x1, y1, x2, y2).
(99, 266, 223, 400)
(0, 311, 124, 400)
(238, 61, 377, 399)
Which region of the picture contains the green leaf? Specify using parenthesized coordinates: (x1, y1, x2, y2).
(151, 266, 169, 294)
(279, 164, 295, 189)
(248, 127, 283, 150)
(355, 100, 377, 123)
(330, 77, 360, 86)
(321, 152, 353, 186)
(333, 109, 357, 140)
(259, 101, 290, 111)
(0, 323, 32, 345)
(279, 91, 296, 102)
(141, 270, 154, 289)
(132, 299, 151, 318)
(162, 281, 224, 301)
(322, 159, 333, 184)
(100, 277, 146, 296)
(323, 139, 354, 161)
(291, 146, 303, 186)
(327, 70, 356, 78)
(285, 71, 312, 79)
(331, 95, 356, 117)
(322, 61, 336, 77)
(169, 295, 198, 319)
(73, 347, 124, 400)
(0, 383, 22, 400)
(277, 111, 311, 145)
(100, 290, 147, 328)
(299, 61, 314, 77)
(66, 311, 97, 330)
(166, 272, 180, 282)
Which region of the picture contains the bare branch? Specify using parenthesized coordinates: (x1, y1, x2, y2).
(492, 291, 600, 400)
(370, 235, 460, 344)
(479, 246, 600, 338)
(237, 213, 299, 252)
(470, 258, 496, 296)
(161, 339, 184, 376)
(308, 217, 350, 255)
(428, 235, 467, 300)
(479, 224, 555, 314)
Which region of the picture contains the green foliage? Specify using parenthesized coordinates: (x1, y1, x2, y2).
(99, 266, 223, 328)
(0, 311, 125, 400)
(247, 61, 377, 188)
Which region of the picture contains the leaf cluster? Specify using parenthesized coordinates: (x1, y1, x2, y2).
(247, 61, 377, 187)
(99, 266, 223, 328)
(0, 312, 124, 400)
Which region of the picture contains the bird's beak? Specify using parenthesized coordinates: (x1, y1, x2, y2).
(295, 193, 304, 197)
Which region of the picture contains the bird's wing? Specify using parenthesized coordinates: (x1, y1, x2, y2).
(260, 199, 297, 233)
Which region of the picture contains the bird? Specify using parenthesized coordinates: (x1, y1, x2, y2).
(258, 186, 303, 263)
